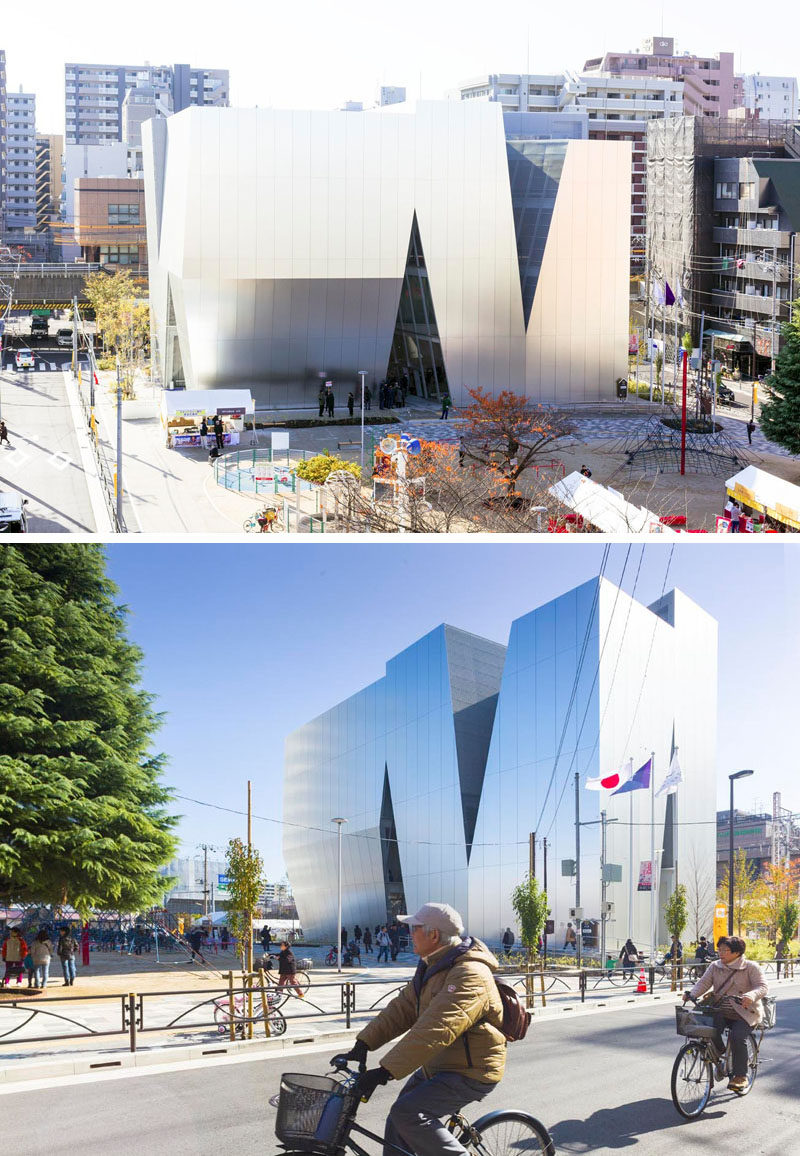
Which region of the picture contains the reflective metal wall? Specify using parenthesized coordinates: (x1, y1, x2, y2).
(144, 102, 630, 407)
(285, 582, 717, 949)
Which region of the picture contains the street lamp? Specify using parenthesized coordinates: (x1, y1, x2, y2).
(728, 770, 754, 935)
(358, 370, 367, 476)
(332, 817, 348, 973)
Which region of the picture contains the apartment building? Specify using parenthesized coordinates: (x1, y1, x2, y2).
(741, 74, 799, 121)
(0, 51, 6, 238)
(647, 116, 797, 376)
(3, 89, 36, 242)
(458, 71, 683, 278)
(583, 35, 740, 117)
(35, 133, 63, 258)
(65, 62, 229, 146)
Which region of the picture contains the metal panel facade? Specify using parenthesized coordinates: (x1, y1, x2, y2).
(144, 102, 630, 406)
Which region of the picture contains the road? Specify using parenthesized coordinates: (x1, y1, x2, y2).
(3, 993, 798, 1154)
(0, 346, 97, 532)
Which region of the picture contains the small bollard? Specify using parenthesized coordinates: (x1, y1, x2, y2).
(128, 993, 137, 1052)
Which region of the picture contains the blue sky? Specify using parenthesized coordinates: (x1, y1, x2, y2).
(3, 1, 798, 133)
(105, 543, 797, 882)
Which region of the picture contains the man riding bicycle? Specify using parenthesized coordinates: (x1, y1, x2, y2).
(683, 934, 768, 1092)
(338, 902, 505, 1156)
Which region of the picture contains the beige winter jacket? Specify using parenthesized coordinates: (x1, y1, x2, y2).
(31, 939, 53, 965)
(688, 955, 768, 1027)
(357, 937, 506, 1083)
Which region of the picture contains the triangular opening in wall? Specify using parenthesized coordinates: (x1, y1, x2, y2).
(386, 213, 449, 400)
(379, 765, 406, 921)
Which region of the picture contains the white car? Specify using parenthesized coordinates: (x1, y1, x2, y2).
(15, 348, 35, 369)
(0, 491, 29, 533)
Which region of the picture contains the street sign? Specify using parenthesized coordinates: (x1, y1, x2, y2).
(603, 864, 622, 883)
(561, 859, 576, 877)
(713, 903, 727, 944)
(217, 873, 230, 892)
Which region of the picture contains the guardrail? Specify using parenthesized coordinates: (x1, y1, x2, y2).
(1, 959, 793, 1055)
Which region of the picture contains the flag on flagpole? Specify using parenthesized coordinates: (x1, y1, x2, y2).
(586, 759, 632, 792)
(664, 281, 676, 306)
(652, 282, 665, 306)
(612, 757, 652, 795)
(655, 752, 682, 797)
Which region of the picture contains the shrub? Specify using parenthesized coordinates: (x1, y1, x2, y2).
(294, 452, 362, 486)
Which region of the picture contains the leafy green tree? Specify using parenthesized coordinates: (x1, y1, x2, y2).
(0, 546, 178, 915)
(225, 837, 265, 972)
(510, 873, 549, 963)
(294, 451, 361, 485)
(759, 304, 800, 454)
(717, 849, 764, 936)
(777, 900, 799, 945)
(82, 269, 150, 398)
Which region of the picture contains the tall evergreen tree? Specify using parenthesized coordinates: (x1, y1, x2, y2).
(759, 305, 800, 455)
(0, 546, 178, 913)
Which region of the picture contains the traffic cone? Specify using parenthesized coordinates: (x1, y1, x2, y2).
(637, 969, 648, 994)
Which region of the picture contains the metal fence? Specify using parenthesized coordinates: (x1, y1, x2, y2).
(72, 371, 124, 532)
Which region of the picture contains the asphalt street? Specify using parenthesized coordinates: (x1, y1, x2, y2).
(0, 346, 97, 532)
(3, 992, 798, 1154)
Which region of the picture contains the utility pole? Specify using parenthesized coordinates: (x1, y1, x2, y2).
(203, 844, 209, 919)
(575, 772, 582, 968)
(529, 831, 536, 880)
(543, 836, 548, 959)
(72, 295, 78, 378)
(247, 779, 253, 975)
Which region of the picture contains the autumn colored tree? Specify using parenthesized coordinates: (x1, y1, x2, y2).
(458, 388, 575, 491)
(717, 849, 766, 936)
(760, 859, 800, 942)
(83, 269, 150, 397)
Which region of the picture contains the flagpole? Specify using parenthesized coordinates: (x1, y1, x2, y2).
(673, 746, 679, 892)
(628, 787, 634, 941)
(649, 749, 656, 963)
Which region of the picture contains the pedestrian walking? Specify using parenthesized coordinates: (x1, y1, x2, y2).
(730, 500, 741, 534)
(31, 930, 54, 989)
(354, 924, 362, 946)
(563, 922, 577, 953)
(775, 935, 788, 979)
(276, 940, 305, 998)
(57, 927, 79, 986)
(188, 926, 205, 964)
(348, 390, 355, 417)
(364, 385, 372, 410)
(440, 391, 451, 420)
(326, 388, 335, 418)
(2, 928, 28, 986)
(220, 926, 230, 951)
(200, 416, 209, 448)
(318, 387, 326, 418)
(337, 902, 506, 1156)
(363, 927, 373, 954)
(501, 927, 515, 956)
(746, 419, 756, 445)
(388, 922, 400, 961)
(213, 415, 224, 450)
(341, 926, 348, 949)
(618, 938, 639, 979)
(376, 926, 391, 964)
(0, 420, 9, 446)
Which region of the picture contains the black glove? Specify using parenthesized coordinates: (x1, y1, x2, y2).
(341, 1039, 368, 1068)
(355, 1065, 391, 1101)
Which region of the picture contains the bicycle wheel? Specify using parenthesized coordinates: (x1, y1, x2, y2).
(293, 969, 311, 995)
(268, 1009, 287, 1036)
(671, 1042, 712, 1118)
(737, 1034, 759, 1095)
(242, 516, 259, 533)
(471, 1110, 554, 1156)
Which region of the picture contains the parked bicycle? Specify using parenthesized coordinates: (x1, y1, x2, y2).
(670, 993, 776, 1118)
(243, 505, 282, 533)
(274, 1056, 555, 1155)
(213, 990, 287, 1039)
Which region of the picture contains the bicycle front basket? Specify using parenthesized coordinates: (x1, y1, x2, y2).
(760, 996, 777, 1030)
(675, 1006, 717, 1038)
(275, 1073, 355, 1154)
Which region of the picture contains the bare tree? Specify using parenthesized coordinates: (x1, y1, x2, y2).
(684, 846, 716, 946)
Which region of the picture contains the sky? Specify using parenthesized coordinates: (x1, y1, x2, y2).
(103, 542, 799, 883)
(2, 0, 800, 134)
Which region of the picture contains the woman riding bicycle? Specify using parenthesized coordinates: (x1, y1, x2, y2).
(682, 934, 768, 1093)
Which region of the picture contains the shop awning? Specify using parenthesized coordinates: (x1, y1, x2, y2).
(549, 472, 679, 535)
(703, 330, 752, 345)
(726, 466, 800, 530)
(160, 389, 255, 421)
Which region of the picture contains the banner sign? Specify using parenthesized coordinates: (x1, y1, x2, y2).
(637, 860, 653, 892)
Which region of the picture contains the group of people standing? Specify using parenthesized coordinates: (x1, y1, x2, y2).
(199, 415, 225, 451)
(340, 922, 402, 963)
(1, 926, 80, 989)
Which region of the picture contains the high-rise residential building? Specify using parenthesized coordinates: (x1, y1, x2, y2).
(457, 71, 684, 278)
(3, 89, 36, 242)
(583, 36, 740, 117)
(144, 102, 630, 405)
(740, 74, 799, 121)
(123, 85, 172, 175)
(65, 62, 229, 146)
(35, 133, 63, 258)
(284, 578, 717, 949)
(0, 51, 7, 239)
(646, 116, 798, 378)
